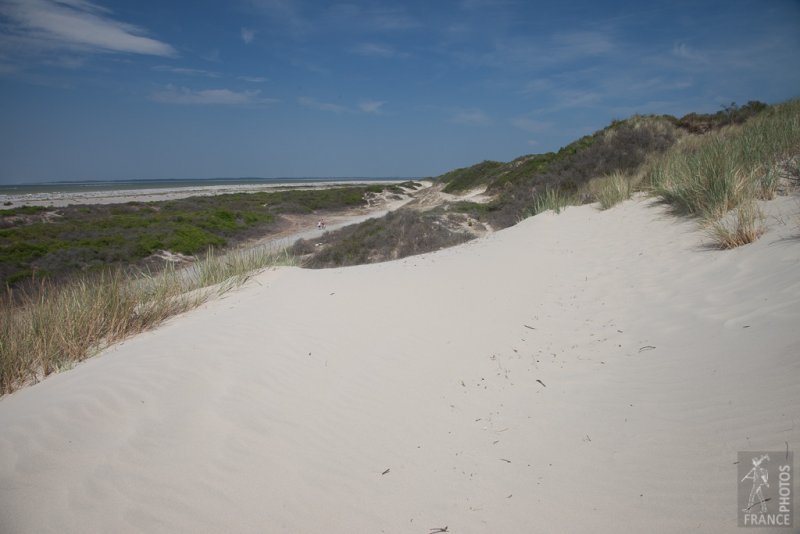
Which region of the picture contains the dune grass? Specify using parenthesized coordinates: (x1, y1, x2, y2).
(707, 201, 766, 249)
(0, 247, 293, 394)
(529, 186, 578, 216)
(648, 99, 800, 218)
(587, 171, 642, 210)
(647, 98, 800, 247)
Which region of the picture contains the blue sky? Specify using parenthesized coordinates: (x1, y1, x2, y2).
(0, 0, 798, 184)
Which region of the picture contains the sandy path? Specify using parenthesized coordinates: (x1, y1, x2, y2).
(250, 195, 417, 253)
(0, 194, 798, 533)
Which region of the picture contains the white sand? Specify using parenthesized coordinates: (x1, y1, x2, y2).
(1, 195, 798, 533)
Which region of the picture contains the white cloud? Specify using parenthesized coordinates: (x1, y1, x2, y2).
(450, 108, 491, 125)
(672, 43, 708, 63)
(0, 0, 176, 57)
(153, 65, 220, 78)
(151, 85, 276, 105)
(241, 27, 256, 44)
(359, 100, 385, 114)
(239, 75, 268, 83)
(298, 96, 347, 113)
(350, 43, 408, 59)
(203, 49, 221, 62)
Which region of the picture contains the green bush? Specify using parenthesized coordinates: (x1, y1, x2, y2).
(0, 184, 395, 287)
(294, 209, 473, 268)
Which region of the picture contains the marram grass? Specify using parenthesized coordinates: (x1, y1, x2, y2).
(530, 186, 578, 216)
(0, 247, 294, 394)
(588, 171, 641, 210)
(707, 201, 766, 249)
(648, 99, 800, 221)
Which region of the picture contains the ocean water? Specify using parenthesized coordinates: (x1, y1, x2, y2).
(0, 177, 407, 195)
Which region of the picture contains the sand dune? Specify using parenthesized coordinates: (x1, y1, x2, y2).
(1, 194, 798, 533)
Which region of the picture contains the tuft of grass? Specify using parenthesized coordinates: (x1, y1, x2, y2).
(648, 99, 800, 222)
(530, 186, 578, 216)
(707, 201, 766, 249)
(0, 247, 293, 394)
(587, 171, 641, 210)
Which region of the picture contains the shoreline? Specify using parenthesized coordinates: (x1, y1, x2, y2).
(0, 179, 406, 209)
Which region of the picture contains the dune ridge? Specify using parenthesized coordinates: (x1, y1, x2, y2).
(1, 194, 798, 533)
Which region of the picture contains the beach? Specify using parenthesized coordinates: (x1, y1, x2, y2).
(0, 193, 798, 533)
(0, 180, 402, 209)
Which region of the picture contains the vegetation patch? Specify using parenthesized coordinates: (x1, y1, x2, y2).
(708, 201, 766, 249)
(433, 115, 682, 228)
(648, 99, 800, 226)
(0, 247, 294, 394)
(529, 186, 578, 216)
(292, 209, 473, 268)
(587, 171, 640, 210)
(0, 184, 396, 288)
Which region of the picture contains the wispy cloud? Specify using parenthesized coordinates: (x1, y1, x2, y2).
(450, 108, 491, 125)
(151, 85, 276, 105)
(0, 0, 176, 57)
(202, 49, 222, 63)
(553, 31, 614, 57)
(450, 29, 616, 73)
(241, 27, 256, 44)
(153, 65, 220, 78)
(672, 42, 708, 63)
(298, 96, 348, 113)
(350, 43, 408, 59)
(238, 75, 268, 83)
(359, 100, 386, 114)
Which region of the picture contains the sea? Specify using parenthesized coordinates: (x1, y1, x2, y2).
(0, 177, 408, 196)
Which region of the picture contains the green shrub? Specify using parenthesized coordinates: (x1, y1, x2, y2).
(294, 209, 473, 268)
(439, 160, 505, 193)
(0, 184, 394, 287)
(165, 224, 225, 254)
